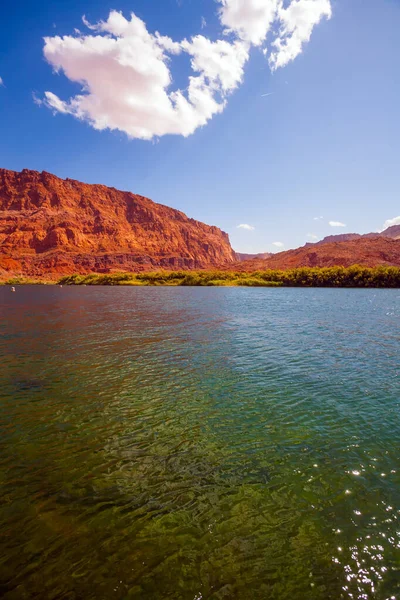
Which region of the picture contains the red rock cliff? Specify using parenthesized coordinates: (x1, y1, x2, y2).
(0, 168, 236, 276)
(226, 237, 400, 271)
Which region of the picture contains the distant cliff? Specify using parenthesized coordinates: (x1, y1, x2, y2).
(235, 252, 272, 262)
(228, 237, 400, 271)
(305, 225, 400, 247)
(0, 168, 236, 276)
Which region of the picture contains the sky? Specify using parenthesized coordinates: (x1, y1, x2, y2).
(1, 0, 399, 253)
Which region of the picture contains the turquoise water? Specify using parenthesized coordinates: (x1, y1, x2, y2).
(0, 286, 399, 599)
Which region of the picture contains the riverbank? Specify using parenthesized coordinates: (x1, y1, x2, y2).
(2, 266, 400, 287)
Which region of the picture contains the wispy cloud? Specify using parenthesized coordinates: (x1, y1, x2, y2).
(201, 16, 207, 29)
(237, 223, 255, 231)
(307, 233, 318, 240)
(269, 0, 332, 70)
(382, 216, 400, 231)
(0, 77, 4, 87)
(261, 92, 273, 97)
(272, 241, 285, 248)
(40, 1, 332, 140)
(329, 221, 346, 228)
(32, 92, 43, 106)
(313, 216, 323, 221)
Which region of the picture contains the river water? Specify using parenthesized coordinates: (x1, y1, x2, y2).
(0, 286, 399, 599)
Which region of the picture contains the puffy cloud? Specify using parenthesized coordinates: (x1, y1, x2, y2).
(382, 216, 400, 231)
(181, 36, 249, 93)
(218, 0, 279, 46)
(43, 11, 246, 140)
(218, 0, 331, 63)
(272, 241, 285, 248)
(329, 221, 346, 227)
(269, 0, 332, 70)
(237, 223, 255, 230)
(42, 2, 332, 140)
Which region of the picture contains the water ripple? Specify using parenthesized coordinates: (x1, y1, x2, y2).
(0, 287, 399, 599)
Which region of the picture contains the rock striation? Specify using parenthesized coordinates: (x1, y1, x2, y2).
(0, 168, 236, 276)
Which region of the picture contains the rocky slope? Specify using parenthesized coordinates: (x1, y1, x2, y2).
(236, 252, 272, 261)
(305, 225, 400, 248)
(228, 237, 400, 271)
(0, 168, 236, 276)
(381, 225, 400, 239)
(305, 233, 362, 246)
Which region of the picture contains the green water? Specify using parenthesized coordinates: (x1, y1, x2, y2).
(0, 286, 399, 599)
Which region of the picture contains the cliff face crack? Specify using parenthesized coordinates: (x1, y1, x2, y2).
(0, 168, 236, 276)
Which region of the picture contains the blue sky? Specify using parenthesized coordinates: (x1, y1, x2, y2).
(1, 0, 399, 253)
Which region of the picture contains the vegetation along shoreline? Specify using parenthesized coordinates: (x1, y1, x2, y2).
(2, 266, 400, 288)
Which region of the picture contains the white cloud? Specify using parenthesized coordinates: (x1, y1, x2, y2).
(0, 76, 4, 87)
(272, 241, 285, 248)
(201, 16, 207, 29)
(218, 0, 331, 62)
(32, 92, 43, 106)
(43, 11, 247, 140)
(237, 223, 255, 230)
(313, 216, 323, 220)
(329, 221, 346, 227)
(218, 0, 279, 46)
(307, 233, 318, 240)
(382, 216, 400, 231)
(269, 0, 332, 70)
(41, 2, 332, 140)
(181, 36, 249, 93)
(44, 91, 70, 113)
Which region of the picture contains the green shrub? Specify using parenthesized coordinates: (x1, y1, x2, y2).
(56, 266, 400, 288)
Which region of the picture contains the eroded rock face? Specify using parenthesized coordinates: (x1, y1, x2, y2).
(0, 168, 236, 276)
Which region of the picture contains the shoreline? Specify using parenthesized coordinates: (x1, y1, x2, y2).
(1, 266, 400, 288)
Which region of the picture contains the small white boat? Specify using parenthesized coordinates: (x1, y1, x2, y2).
(11, 287, 16, 292)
